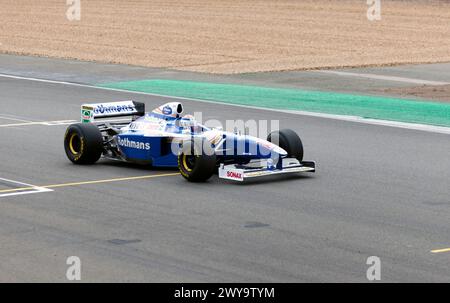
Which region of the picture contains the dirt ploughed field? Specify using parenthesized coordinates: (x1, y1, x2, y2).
(1, 0, 450, 74)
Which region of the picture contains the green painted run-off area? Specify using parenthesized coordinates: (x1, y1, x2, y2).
(98, 79, 450, 127)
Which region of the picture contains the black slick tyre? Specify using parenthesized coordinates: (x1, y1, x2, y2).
(64, 123, 104, 164)
(267, 129, 304, 161)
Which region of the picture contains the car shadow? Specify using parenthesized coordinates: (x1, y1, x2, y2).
(96, 160, 178, 172)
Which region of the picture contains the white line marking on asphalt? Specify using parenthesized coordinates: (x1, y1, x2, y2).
(0, 73, 449, 135)
(0, 118, 134, 128)
(0, 73, 89, 86)
(0, 115, 34, 123)
(0, 120, 77, 128)
(0, 173, 178, 196)
(276, 109, 450, 135)
(41, 120, 77, 126)
(0, 177, 53, 198)
(316, 70, 450, 86)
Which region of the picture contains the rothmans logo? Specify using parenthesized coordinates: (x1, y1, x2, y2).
(94, 104, 135, 115)
(118, 137, 150, 150)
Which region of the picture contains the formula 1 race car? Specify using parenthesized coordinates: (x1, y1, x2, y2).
(64, 100, 315, 182)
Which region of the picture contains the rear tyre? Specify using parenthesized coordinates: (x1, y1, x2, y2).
(267, 129, 304, 161)
(178, 140, 216, 182)
(64, 123, 104, 164)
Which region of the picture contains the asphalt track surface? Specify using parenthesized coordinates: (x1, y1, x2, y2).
(1, 70, 450, 282)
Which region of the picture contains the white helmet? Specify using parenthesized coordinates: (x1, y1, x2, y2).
(152, 102, 183, 118)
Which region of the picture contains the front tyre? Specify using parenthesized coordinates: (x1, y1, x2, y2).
(64, 123, 104, 164)
(178, 140, 216, 182)
(267, 129, 304, 161)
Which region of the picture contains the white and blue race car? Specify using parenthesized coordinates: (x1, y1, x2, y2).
(64, 100, 315, 182)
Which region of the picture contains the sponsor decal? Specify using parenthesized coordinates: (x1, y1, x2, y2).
(94, 104, 135, 115)
(128, 122, 141, 130)
(129, 122, 161, 132)
(145, 115, 164, 123)
(118, 137, 150, 150)
(81, 107, 93, 123)
(162, 105, 173, 115)
(226, 171, 243, 180)
(128, 122, 150, 131)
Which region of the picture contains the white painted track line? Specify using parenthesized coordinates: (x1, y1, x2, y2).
(0, 118, 134, 128)
(0, 73, 449, 135)
(0, 189, 52, 198)
(277, 109, 450, 135)
(0, 114, 34, 123)
(0, 120, 77, 128)
(317, 70, 450, 86)
(0, 177, 53, 198)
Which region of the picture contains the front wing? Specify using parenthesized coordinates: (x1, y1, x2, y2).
(218, 158, 315, 181)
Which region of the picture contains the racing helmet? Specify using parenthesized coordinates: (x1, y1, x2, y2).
(152, 102, 183, 118)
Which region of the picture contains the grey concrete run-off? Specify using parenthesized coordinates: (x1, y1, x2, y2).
(0, 69, 449, 281)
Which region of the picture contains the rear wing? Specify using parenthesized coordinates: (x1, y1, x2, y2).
(81, 100, 145, 123)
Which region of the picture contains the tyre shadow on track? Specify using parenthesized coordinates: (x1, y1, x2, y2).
(95, 160, 178, 172)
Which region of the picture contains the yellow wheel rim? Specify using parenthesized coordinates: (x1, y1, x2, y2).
(182, 154, 193, 172)
(69, 133, 81, 155)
